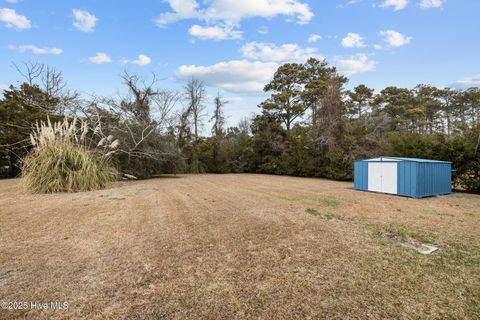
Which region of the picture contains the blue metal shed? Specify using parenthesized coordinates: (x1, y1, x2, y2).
(354, 157, 452, 198)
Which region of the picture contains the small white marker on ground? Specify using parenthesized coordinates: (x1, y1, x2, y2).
(399, 243, 439, 254)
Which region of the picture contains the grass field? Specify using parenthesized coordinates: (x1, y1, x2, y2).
(1, 174, 479, 319)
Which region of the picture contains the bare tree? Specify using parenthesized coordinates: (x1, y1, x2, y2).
(120, 71, 159, 125)
(12, 61, 44, 86)
(12, 61, 78, 114)
(312, 77, 344, 150)
(152, 90, 181, 131)
(237, 117, 251, 136)
(42, 65, 66, 98)
(184, 78, 207, 141)
(183, 78, 207, 173)
(114, 71, 181, 132)
(208, 91, 228, 171)
(78, 72, 183, 178)
(211, 91, 227, 137)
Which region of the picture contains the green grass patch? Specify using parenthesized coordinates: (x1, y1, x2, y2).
(318, 196, 341, 209)
(320, 211, 345, 220)
(306, 208, 346, 221)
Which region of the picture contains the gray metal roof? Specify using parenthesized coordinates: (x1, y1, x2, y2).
(360, 156, 452, 163)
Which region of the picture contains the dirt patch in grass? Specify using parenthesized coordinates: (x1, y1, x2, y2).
(0, 174, 479, 319)
(376, 222, 437, 246)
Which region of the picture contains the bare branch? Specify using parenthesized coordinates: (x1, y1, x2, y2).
(12, 61, 44, 86)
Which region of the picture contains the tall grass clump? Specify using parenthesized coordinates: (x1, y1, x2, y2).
(22, 117, 118, 193)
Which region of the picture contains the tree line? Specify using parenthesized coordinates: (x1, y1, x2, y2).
(1, 59, 479, 191)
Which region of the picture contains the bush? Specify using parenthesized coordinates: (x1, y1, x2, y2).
(388, 131, 480, 192)
(23, 143, 117, 193)
(22, 117, 117, 193)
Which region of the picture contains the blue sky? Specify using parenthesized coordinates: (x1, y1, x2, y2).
(1, 0, 479, 127)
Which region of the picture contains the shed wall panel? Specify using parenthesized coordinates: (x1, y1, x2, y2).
(397, 161, 417, 197)
(416, 163, 451, 197)
(354, 161, 368, 190)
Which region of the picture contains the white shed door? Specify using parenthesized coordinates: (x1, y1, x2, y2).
(368, 162, 398, 194)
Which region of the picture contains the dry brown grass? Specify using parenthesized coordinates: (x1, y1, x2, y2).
(0, 174, 479, 319)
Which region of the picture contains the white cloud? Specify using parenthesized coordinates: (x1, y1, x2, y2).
(177, 60, 279, 94)
(308, 34, 322, 43)
(72, 9, 97, 32)
(0, 83, 11, 97)
(88, 52, 112, 64)
(453, 74, 480, 88)
(419, 0, 444, 9)
(341, 32, 366, 48)
(131, 54, 152, 66)
(380, 0, 408, 11)
(334, 54, 376, 76)
(257, 26, 268, 35)
(8, 44, 63, 55)
(120, 54, 152, 66)
(380, 30, 412, 47)
(241, 42, 319, 62)
(337, 0, 364, 8)
(0, 8, 31, 29)
(189, 24, 242, 40)
(156, 0, 314, 26)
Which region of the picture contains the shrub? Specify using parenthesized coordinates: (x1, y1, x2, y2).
(388, 131, 480, 192)
(23, 143, 117, 193)
(22, 117, 118, 193)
